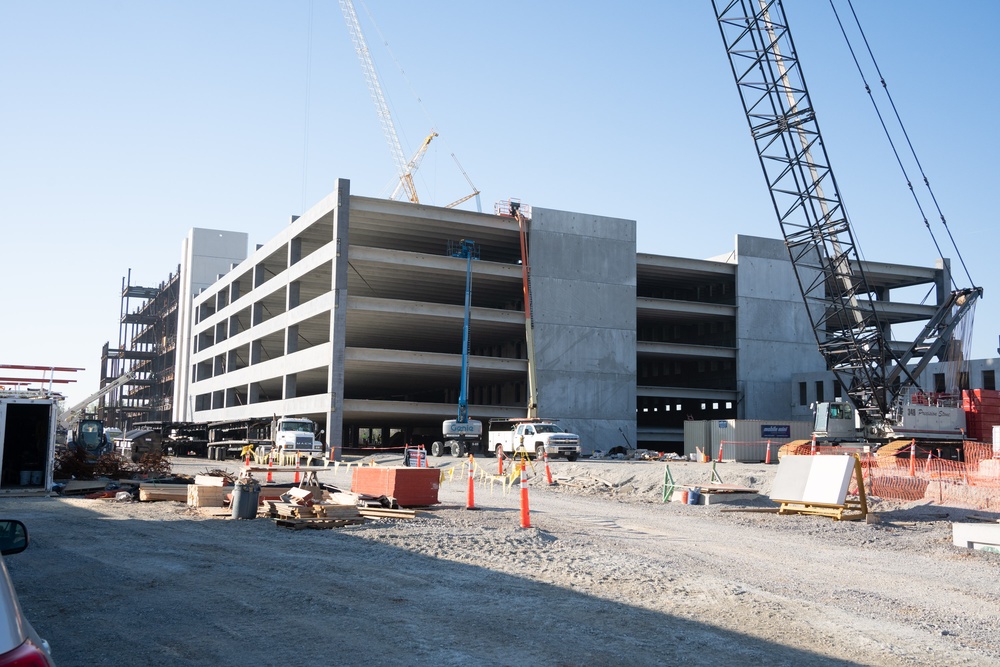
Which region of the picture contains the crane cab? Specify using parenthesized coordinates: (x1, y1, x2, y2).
(813, 401, 858, 441)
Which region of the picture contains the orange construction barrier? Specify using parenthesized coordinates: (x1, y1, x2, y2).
(466, 454, 476, 509)
(543, 451, 554, 485)
(519, 464, 531, 528)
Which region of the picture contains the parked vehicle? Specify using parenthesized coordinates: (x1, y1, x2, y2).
(0, 520, 55, 666)
(488, 418, 581, 461)
(206, 417, 324, 460)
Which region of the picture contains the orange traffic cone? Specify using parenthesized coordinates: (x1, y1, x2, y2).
(810, 434, 817, 456)
(544, 451, 554, 485)
(497, 449, 504, 476)
(266, 453, 274, 483)
(764, 440, 772, 465)
(519, 463, 531, 529)
(909, 440, 916, 477)
(294, 456, 301, 485)
(717, 441, 724, 463)
(466, 454, 476, 510)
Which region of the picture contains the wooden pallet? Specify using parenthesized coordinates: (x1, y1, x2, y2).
(275, 517, 367, 530)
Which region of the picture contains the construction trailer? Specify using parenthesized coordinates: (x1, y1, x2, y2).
(684, 419, 812, 462)
(0, 393, 58, 493)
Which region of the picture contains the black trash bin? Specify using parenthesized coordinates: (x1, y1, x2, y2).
(231, 475, 261, 520)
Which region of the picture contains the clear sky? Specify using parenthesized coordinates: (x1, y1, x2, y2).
(2, 1, 998, 407)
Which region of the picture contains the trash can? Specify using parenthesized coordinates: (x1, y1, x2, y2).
(231, 475, 261, 520)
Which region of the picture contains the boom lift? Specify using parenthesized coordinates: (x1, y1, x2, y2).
(712, 0, 981, 449)
(431, 240, 484, 457)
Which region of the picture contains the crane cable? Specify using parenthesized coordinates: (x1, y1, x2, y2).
(300, 0, 315, 213)
(359, 1, 478, 207)
(828, 0, 976, 290)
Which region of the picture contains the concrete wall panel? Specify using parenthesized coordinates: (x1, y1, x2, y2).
(528, 208, 637, 453)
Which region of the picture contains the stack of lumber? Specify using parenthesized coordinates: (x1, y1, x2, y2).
(264, 501, 363, 521)
(138, 483, 190, 502)
(187, 484, 233, 508)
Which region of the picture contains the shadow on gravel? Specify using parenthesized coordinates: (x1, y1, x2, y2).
(5, 497, 861, 667)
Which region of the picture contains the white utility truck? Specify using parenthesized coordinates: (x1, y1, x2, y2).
(488, 418, 581, 460)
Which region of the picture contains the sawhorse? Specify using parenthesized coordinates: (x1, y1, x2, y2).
(662, 462, 723, 503)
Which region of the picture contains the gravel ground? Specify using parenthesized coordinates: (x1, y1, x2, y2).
(3, 454, 999, 666)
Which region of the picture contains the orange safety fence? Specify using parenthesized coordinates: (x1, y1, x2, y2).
(845, 442, 1000, 510)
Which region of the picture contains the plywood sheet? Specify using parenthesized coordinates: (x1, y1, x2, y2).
(770, 455, 854, 505)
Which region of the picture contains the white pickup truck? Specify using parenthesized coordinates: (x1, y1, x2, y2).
(488, 419, 581, 461)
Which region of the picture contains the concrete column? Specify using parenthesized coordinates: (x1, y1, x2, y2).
(284, 373, 297, 400)
(326, 178, 351, 461)
(285, 324, 299, 355)
(253, 264, 266, 289)
(287, 281, 300, 311)
(248, 382, 261, 404)
(250, 340, 262, 365)
(289, 237, 302, 266)
(252, 301, 263, 326)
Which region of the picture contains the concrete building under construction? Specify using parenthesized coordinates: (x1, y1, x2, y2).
(147, 178, 964, 454)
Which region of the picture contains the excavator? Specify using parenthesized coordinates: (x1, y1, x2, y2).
(712, 0, 981, 457)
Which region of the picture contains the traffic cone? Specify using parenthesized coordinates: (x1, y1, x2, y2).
(717, 441, 724, 463)
(544, 451, 554, 485)
(294, 456, 301, 485)
(810, 434, 817, 456)
(764, 440, 772, 465)
(909, 440, 916, 477)
(924, 450, 933, 473)
(497, 449, 504, 476)
(266, 453, 274, 483)
(519, 463, 531, 529)
(466, 454, 476, 510)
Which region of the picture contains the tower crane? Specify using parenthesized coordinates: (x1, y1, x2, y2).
(712, 0, 981, 449)
(340, 0, 434, 204)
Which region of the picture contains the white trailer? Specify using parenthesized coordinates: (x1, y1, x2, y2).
(0, 394, 58, 492)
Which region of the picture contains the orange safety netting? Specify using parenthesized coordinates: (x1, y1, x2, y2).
(849, 442, 1000, 510)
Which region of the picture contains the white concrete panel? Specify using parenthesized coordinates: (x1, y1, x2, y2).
(770, 455, 854, 505)
(531, 207, 636, 243)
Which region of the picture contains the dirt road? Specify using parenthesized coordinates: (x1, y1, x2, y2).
(4, 455, 998, 666)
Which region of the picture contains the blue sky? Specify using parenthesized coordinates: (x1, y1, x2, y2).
(2, 1, 997, 406)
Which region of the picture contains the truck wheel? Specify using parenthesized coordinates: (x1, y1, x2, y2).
(535, 444, 545, 459)
(567, 453, 579, 462)
(430, 441, 444, 457)
(451, 442, 464, 457)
